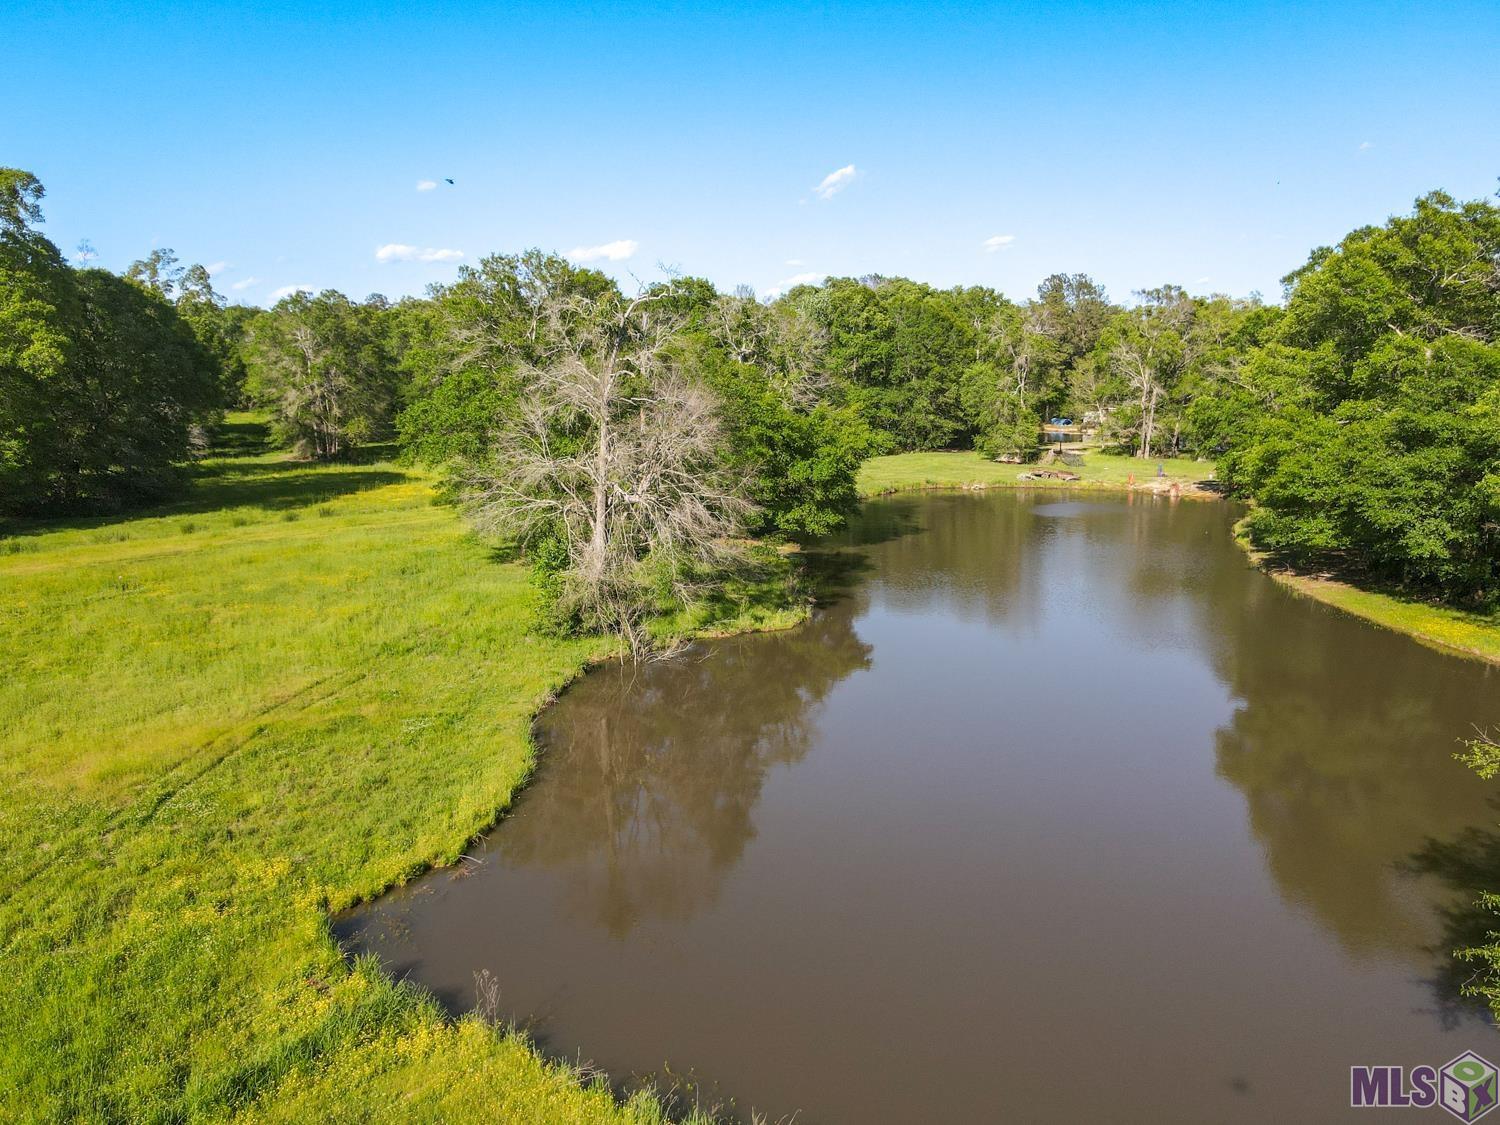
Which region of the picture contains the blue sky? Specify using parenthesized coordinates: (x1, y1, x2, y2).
(10, 0, 1498, 306)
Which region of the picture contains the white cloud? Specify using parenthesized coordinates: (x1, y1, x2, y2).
(814, 164, 857, 200)
(269, 284, 313, 301)
(765, 271, 824, 297)
(1358, 141, 1374, 151)
(982, 234, 1017, 252)
(566, 239, 639, 263)
(416, 179, 438, 191)
(230, 276, 259, 291)
(205, 260, 229, 276)
(375, 243, 464, 263)
(785, 258, 804, 266)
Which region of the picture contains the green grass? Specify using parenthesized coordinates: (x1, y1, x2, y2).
(1233, 521, 1500, 667)
(1, 414, 790, 1123)
(857, 449, 1216, 497)
(1302, 582, 1500, 664)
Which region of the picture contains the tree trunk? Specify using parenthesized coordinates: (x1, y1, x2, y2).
(1137, 376, 1159, 459)
(1136, 373, 1151, 458)
(587, 397, 610, 585)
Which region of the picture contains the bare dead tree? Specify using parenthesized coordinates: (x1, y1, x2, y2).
(1110, 337, 1164, 460)
(462, 291, 752, 653)
(767, 299, 831, 408)
(708, 289, 829, 408)
(711, 289, 769, 366)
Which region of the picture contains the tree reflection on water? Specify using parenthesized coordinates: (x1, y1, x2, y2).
(504, 601, 873, 936)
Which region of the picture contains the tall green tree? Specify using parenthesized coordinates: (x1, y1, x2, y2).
(175, 263, 252, 404)
(694, 342, 870, 540)
(395, 251, 616, 466)
(1278, 191, 1500, 364)
(1034, 272, 1113, 368)
(246, 290, 395, 459)
(1225, 191, 1500, 604)
(960, 302, 1063, 460)
(2, 170, 222, 514)
(127, 251, 258, 407)
(0, 168, 78, 508)
(804, 277, 976, 450)
(1097, 287, 1194, 458)
(66, 270, 223, 502)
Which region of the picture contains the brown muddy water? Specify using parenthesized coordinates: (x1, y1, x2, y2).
(336, 491, 1500, 1123)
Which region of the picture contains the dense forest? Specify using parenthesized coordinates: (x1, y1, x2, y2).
(3, 167, 1496, 617)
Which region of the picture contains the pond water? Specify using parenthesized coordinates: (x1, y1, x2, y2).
(337, 491, 1500, 1123)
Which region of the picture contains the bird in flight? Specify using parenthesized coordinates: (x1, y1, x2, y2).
(444, 178, 455, 185)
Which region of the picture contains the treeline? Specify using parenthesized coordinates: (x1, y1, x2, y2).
(3, 165, 1495, 609)
(1, 172, 237, 511)
(1220, 193, 1499, 604)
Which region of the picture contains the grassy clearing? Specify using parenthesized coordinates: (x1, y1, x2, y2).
(856, 449, 1216, 497)
(1, 414, 794, 1122)
(1232, 521, 1500, 667)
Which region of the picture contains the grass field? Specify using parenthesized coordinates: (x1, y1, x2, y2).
(856, 448, 1216, 497)
(0, 415, 795, 1123)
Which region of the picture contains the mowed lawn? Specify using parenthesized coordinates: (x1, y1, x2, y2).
(857, 449, 1216, 497)
(0, 417, 725, 1122)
